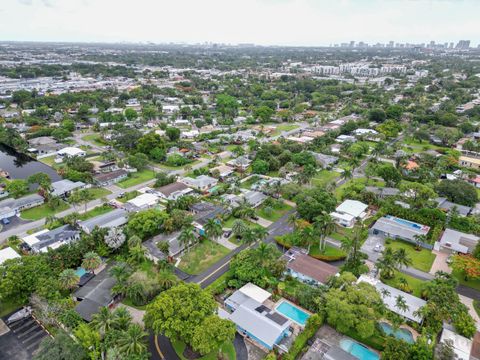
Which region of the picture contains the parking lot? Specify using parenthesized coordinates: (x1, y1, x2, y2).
(0, 313, 50, 360)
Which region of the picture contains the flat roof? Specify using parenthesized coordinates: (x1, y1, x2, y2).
(336, 200, 368, 218)
(0, 247, 20, 265)
(440, 328, 472, 360)
(238, 283, 271, 303)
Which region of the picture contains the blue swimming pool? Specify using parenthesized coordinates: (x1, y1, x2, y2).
(75, 267, 87, 277)
(340, 339, 379, 360)
(275, 301, 310, 326)
(385, 215, 422, 229)
(379, 322, 414, 344)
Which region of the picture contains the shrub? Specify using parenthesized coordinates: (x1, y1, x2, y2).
(283, 313, 324, 360)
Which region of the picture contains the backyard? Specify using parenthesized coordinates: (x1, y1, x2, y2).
(311, 170, 340, 188)
(386, 240, 436, 273)
(20, 201, 70, 220)
(77, 205, 114, 221)
(178, 240, 231, 275)
(82, 134, 106, 147)
(117, 169, 156, 188)
(257, 201, 293, 222)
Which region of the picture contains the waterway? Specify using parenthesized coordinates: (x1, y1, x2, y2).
(0, 144, 61, 182)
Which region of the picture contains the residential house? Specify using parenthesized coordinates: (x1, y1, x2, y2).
(180, 175, 218, 193)
(78, 208, 128, 234)
(283, 248, 338, 286)
(124, 193, 161, 212)
(143, 231, 193, 264)
(74, 264, 117, 321)
(51, 179, 86, 198)
(190, 201, 228, 234)
(336, 135, 356, 143)
(156, 182, 194, 201)
(210, 164, 234, 179)
(243, 190, 267, 208)
(223, 283, 291, 350)
(227, 156, 252, 171)
(330, 200, 368, 228)
(435, 228, 479, 254)
(0, 194, 44, 221)
(93, 169, 128, 187)
(439, 328, 472, 360)
(310, 152, 339, 169)
(27, 136, 63, 155)
(364, 186, 400, 198)
(435, 197, 472, 217)
(459, 155, 480, 169)
(22, 225, 80, 253)
(370, 215, 430, 246)
(358, 275, 426, 323)
(57, 147, 86, 158)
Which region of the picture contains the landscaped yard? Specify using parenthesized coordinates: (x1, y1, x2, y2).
(382, 271, 424, 297)
(309, 244, 346, 259)
(117, 169, 156, 188)
(77, 205, 114, 221)
(178, 240, 231, 275)
(271, 124, 299, 136)
(334, 177, 385, 200)
(84, 187, 112, 199)
(452, 269, 480, 291)
(402, 138, 446, 153)
(386, 240, 436, 273)
(82, 134, 106, 147)
(257, 201, 293, 222)
(20, 201, 70, 220)
(311, 170, 340, 188)
(223, 216, 261, 230)
(117, 190, 140, 203)
(38, 155, 58, 167)
(171, 339, 235, 360)
(156, 159, 201, 170)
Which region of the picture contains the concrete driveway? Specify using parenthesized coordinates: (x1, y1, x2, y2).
(429, 250, 451, 275)
(361, 235, 385, 262)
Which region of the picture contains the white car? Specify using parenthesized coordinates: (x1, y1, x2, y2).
(374, 244, 384, 252)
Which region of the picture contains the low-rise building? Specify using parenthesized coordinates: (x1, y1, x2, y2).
(93, 169, 128, 186)
(180, 175, 218, 192)
(51, 179, 86, 198)
(364, 186, 400, 198)
(435, 197, 472, 217)
(0, 194, 44, 221)
(227, 156, 251, 171)
(0, 247, 20, 265)
(283, 248, 338, 286)
(459, 155, 480, 169)
(330, 200, 368, 228)
(436, 228, 479, 254)
(370, 215, 430, 245)
(124, 193, 161, 212)
(439, 327, 472, 360)
(23, 225, 80, 253)
(243, 190, 267, 208)
(57, 146, 86, 158)
(78, 208, 128, 234)
(156, 182, 193, 201)
(210, 164, 234, 179)
(310, 152, 339, 168)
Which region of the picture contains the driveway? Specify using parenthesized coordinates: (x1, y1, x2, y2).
(360, 235, 385, 262)
(459, 295, 480, 330)
(429, 250, 451, 275)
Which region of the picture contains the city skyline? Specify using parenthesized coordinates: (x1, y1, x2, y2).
(0, 0, 479, 47)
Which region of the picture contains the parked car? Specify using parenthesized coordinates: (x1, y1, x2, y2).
(223, 230, 232, 238)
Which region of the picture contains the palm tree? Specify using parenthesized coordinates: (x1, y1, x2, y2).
(157, 270, 178, 290)
(287, 213, 298, 230)
(82, 252, 102, 273)
(45, 215, 57, 228)
(117, 324, 148, 357)
(300, 225, 316, 253)
(232, 219, 248, 238)
(393, 248, 412, 269)
(376, 247, 397, 279)
(113, 307, 132, 331)
(233, 198, 255, 219)
(253, 227, 268, 243)
(110, 263, 132, 296)
(128, 246, 146, 265)
(58, 269, 80, 290)
(204, 218, 223, 244)
(91, 307, 115, 336)
(127, 235, 142, 249)
(179, 225, 196, 253)
(241, 228, 256, 245)
(341, 168, 353, 182)
(413, 234, 427, 251)
(395, 295, 409, 313)
(380, 288, 391, 299)
(313, 212, 335, 253)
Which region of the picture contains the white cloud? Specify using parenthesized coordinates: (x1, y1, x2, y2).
(1, 0, 478, 45)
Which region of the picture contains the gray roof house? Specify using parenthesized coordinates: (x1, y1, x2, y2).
(436, 228, 480, 254)
(74, 264, 116, 321)
(243, 190, 267, 208)
(51, 179, 86, 198)
(23, 225, 80, 253)
(370, 215, 430, 244)
(180, 175, 218, 192)
(435, 197, 472, 217)
(310, 152, 339, 168)
(78, 208, 128, 234)
(190, 202, 228, 226)
(0, 193, 44, 220)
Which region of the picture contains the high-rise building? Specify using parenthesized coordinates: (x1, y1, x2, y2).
(456, 40, 471, 49)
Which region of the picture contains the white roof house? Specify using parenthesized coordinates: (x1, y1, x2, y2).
(335, 200, 368, 219)
(180, 175, 218, 191)
(57, 147, 86, 157)
(127, 193, 160, 209)
(237, 283, 272, 304)
(0, 247, 20, 265)
(440, 328, 472, 360)
(358, 275, 426, 323)
(436, 228, 480, 254)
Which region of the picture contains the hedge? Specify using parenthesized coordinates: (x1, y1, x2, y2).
(283, 313, 324, 360)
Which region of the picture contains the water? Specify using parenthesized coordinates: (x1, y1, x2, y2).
(340, 339, 379, 360)
(0, 144, 60, 182)
(275, 301, 310, 326)
(75, 267, 87, 277)
(379, 322, 414, 344)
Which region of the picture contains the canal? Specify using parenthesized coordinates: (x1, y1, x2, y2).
(0, 144, 61, 182)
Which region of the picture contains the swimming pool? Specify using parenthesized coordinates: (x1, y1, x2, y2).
(75, 267, 87, 277)
(385, 215, 423, 230)
(275, 301, 310, 326)
(340, 339, 379, 360)
(379, 322, 414, 344)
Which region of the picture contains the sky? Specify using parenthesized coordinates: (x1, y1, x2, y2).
(0, 0, 478, 46)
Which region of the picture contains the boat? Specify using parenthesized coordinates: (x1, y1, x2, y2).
(6, 307, 32, 324)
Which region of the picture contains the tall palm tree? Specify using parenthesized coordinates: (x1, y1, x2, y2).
(253, 227, 268, 243)
(157, 270, 178, 290)
(232, 219, 248, 238)
(128, 246, 146, 265)
(380, 288, 391, 299)
(82, 252, 102, 273)
(45, 215, 58, 228)
(341, 168, 353, 182)
(117, 324, 148, 357)
(91, 307, 115, 337)
(179, 225, 196, 253)
(113, 307, 132, 331)
(395, 295, 409, 314)
(204, 218, 223, 244)
(58, 269, 80, 290)
(313, 212, 335, 253)
(393, 248, 412, 269)
(376, 247, 397, 279)
(241, 229, 256, 245)
(300, 225, 316, 253)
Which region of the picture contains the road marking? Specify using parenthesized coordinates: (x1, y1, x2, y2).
(154, 334, 165, 359)
(197, 258, 232, 285)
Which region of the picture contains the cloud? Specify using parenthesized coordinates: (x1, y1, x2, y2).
(17, 0, 33, 5)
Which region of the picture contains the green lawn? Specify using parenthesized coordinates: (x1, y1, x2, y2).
(402, 138, 446, 153)
(452, 269, 480, 291)
(77, 205, 113, 221)
(20, 201, 70, 220)
(309, 245, 346, 258)
(334, 177, 385, 200)
(0, 299, 24, 317)
(117, 190, 140, 203)
(171, 339, 235, 360)
(82, 134, 107, 147)
(84, 187, 112, 199)
(257, 202, 293, 222)
(38, 155, 57, 167)
(312, 170, 340, 188)
(121, 298, 147, 311)
(386, 240, 436, 273)
(156, 159, 201, 170)
(382, 271, 424, 297)
(117, 169, 156, 188)
(271, 124, 299, 136)
(223, 216, 261, 230)
(240, 175, 260, 189)
(179, 240, 231, 275)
